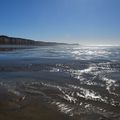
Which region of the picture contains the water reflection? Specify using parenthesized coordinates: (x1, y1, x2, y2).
(0, 45, 120, 120)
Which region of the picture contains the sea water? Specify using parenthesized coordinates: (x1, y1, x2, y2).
(0, 45, 120, 120)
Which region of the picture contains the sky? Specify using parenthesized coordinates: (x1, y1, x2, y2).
(0, 0, 120, 45)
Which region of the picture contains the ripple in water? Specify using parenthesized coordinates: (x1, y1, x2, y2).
(0, 45, 120, 120)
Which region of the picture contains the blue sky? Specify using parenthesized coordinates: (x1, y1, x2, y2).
(0, 0, 120, 45)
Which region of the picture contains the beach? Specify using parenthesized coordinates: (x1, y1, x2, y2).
(0, 45, 120, 120)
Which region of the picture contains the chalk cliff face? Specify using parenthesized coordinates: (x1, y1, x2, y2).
(0, 35, 62, 46)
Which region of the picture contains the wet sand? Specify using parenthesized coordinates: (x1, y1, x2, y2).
(0, 86, 72, 120)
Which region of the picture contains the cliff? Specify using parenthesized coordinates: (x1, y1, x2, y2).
(0, 35, 64, 46)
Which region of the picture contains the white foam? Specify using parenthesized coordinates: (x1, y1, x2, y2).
(68, 85, 105, 102)
(59, 89, 77, 103)
(52, 101, 73, 116)
(50, 68, 60, 72)
(102, 77, 116, 94)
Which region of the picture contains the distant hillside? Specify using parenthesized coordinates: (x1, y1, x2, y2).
(0, 35, 65, 46)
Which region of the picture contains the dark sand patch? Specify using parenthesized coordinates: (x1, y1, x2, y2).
(0, 87, 71, 120)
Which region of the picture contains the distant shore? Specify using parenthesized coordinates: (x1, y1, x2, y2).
(0, 35, 68, 46)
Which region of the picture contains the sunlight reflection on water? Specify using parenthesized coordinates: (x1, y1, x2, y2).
(0, 45, 120, 61)
(0, 45, 120, 119)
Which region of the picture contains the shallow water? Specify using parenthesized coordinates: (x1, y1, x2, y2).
(0, 45, 120, 120)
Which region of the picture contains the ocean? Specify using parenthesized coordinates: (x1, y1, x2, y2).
(0, 45, 120, 120)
